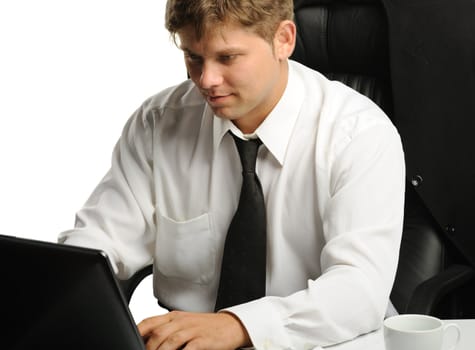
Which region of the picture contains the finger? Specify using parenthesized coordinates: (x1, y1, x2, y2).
(142, 314, 188, 350)
(157, 328, 196, 350)
(137, 313, 171, 337)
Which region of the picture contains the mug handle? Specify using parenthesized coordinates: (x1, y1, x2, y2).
(443, 323, 461, 350)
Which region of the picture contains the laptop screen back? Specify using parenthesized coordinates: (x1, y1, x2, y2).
(0, 235, 146, 350)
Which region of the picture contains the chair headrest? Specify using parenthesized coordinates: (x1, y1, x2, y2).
(292, 0, 389, 76)
(291, 0, 392, 114)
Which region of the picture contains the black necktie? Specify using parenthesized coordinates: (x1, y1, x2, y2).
(215, 133, 267, 311)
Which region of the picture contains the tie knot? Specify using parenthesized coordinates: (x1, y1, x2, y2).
(231, 133, 261, 174)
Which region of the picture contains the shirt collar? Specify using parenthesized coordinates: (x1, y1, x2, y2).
(212, 61, 304, 166)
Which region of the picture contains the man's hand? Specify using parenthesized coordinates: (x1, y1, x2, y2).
(137, 311, 252, 350)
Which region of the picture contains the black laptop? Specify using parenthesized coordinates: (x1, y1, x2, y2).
(0, 234, 146, 350)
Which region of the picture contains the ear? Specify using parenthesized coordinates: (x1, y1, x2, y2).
(273, 20, 296, 60)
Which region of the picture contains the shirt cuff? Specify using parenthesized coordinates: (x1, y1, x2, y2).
(222, 298, 292, 350)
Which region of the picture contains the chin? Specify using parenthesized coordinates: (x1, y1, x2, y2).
(212, 108, 236, 120)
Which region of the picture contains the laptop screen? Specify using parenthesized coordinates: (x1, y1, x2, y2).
(0, 234, 146, 350)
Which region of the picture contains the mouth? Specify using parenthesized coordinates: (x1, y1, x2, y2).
(204, 93, 233, 104)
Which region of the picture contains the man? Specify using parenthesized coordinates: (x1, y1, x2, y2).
(59, 0, 405, 349)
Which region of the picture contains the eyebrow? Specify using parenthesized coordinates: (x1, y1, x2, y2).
(181, 47, 244, 57)
(181, 48, 198, 55)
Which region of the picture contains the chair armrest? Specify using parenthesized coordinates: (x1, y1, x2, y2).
(118, 264, 153, 303)
(407, 264, 475, 314)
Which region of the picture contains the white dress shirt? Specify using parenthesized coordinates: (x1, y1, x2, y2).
(59, 60, 405, 349)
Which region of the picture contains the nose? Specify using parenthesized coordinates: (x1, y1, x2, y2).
(199, 62, 223, 89)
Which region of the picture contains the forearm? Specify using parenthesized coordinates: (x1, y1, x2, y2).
(227, 263, 391, 349)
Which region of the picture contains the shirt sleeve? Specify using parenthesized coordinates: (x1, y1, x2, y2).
(225, 121, 406, 349)
(58, 104, 156, 279)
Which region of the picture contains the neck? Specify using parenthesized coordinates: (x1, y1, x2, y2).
(233, 61, 289, 134)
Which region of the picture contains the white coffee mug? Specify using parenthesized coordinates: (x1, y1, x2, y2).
(384, 314, 461, 350)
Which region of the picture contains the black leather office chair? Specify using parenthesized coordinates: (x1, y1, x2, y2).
(121, 0, 475, 318)
(119, 264, 153, 303)
(292, 0, 475, 318)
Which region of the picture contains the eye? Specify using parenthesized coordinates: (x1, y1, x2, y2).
(219, 55, 237, 64)
(185, 53, 203, 64)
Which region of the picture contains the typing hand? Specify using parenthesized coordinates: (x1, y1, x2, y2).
(137, 311, 252, 350)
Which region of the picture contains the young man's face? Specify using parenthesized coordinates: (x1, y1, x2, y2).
(178, 21, 293, 133)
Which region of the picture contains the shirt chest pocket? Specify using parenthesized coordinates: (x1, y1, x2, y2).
(155, 212, 217, 285)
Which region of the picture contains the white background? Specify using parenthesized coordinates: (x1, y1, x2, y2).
(0, 0, 184, 321)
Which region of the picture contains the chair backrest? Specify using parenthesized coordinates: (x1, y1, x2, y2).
(293, 0, 392, 116)
(291, 0, 452, 314)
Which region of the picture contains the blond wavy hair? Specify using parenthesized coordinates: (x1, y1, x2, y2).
(165, 0, 294, 44)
